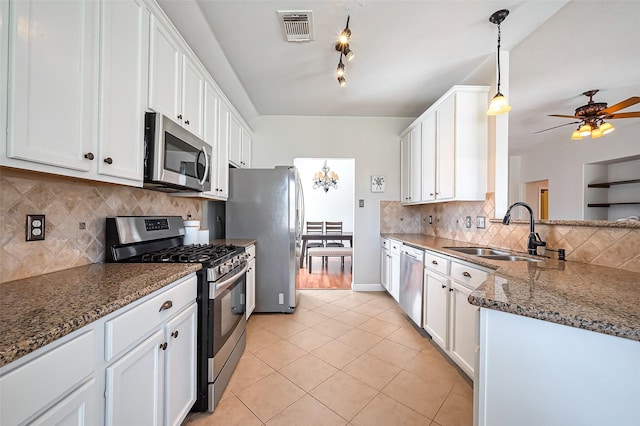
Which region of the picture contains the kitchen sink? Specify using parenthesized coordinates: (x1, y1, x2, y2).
(444, 247, 511, 256)
(444, 247, 543, 262)
(478, 254, 543, 262)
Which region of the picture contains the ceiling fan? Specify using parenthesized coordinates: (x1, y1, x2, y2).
(535, 90, 640, 139)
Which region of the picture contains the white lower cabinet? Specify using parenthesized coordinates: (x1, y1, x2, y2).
(380, 239, 391, 292)
(105, 329, 164, 426)
(0, 273, 197, 426)
(422, 251, 490, 378)
(246, 244, 256, 319)
(389, 240, 401, 302)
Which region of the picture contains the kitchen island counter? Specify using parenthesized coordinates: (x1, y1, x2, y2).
(0, 263, 201, 367)
(381, 233, 640, 342)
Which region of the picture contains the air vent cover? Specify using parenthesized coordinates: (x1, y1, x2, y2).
(277, 10, 314, 42)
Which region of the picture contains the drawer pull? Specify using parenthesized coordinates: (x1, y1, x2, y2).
(159, 300, 173, 312)
(432, 260, 438, 265)
(441, 284, 446, 289)
(462, 271, 472, 278)
(160, 342, 168, 350)
(449, 288, 454, 292)
(171, 331, 179, 339)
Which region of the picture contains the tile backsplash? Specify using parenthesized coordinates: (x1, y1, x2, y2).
(381, 193, 640, 273)
(1, 167, 203, 283)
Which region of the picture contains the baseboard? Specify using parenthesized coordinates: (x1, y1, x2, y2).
(352, 283, 385, 292)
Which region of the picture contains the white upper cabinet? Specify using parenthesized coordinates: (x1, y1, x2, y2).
(181, 58, 205, 139)
(149, 15, 205, 139)
(5, 0, 99, 172)
(401, 85, 489, 205)
(229, 112, 252, 169)
(148, 15, 182, 122)
(241, 127, 252, 168)
(98, 0, 149, 182)
(216, 99, 231, 198)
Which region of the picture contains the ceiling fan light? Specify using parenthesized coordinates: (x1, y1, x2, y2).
(486, 93, 511, 115)
(571, 130, 583, 140)
(599, 121, 615, 134)
(579, 124, 592, 137)
(591, 128, 603, 138)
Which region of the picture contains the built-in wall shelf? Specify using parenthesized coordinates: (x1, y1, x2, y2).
(587, 179, 640, 188)
(588, 202, 640, 208)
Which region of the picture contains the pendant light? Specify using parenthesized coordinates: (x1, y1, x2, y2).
(487, 9, 512, 116)
(335, 16, 354, 86)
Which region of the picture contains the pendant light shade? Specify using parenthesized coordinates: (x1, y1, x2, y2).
(599, 121, 614, 134)
(487, 92, 512, 116)
(578, 124, 592, 137)
(571, 130, 583, 140)
(486, 9, 511, 116)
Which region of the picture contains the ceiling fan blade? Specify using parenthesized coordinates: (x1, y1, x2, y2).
(534, 121, 581, 134)
(548, 114, 582, 119)
(604, 111, 640, 119)
(600, 96, 640, 114)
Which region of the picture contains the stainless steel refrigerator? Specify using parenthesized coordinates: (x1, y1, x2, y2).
(226, 166, 303, 313)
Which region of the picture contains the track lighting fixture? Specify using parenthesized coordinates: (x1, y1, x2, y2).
(487, 9, 512, 115)
(335, 15, 354, 86)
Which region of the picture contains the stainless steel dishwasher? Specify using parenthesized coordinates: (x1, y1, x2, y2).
(399, 245, 424, 327)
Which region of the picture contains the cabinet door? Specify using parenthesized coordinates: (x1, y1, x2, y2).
(400, 134, 411, 204)
(241, 128, 252, 168)
(390, 250, 401, 303)
(164, 303, 197, 426)
(216, 100, 231, 198)
(149, 15, 182, 123)
(449, 281, 477, 377)
(380, 248, 390, 292)
(97, 0, 148, 183)
(228, 113, 242, 167)
(421, 112, 437, 201)
(424, 271, 449, 349)
(436, 95, 455, 200)
(246, 258, 256, 319)
(409, 124, 422, 203)
(30, 379, 98, 426)
(203, 82, 220, 197)
(105, 330, 164, 426)
(7, 0, 98, 171)
(181, 58, 205, 138)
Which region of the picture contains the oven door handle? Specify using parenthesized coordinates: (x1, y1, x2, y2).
(212, 262, 249, 296)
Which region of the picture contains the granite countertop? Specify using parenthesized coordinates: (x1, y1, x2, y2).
(212, 238, 257, 247)
(0, 263, 201, 368)
(382, 233, 640, 342)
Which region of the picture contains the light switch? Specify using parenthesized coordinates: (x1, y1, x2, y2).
(359, 199, 365, 208)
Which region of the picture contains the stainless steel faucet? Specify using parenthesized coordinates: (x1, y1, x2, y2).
(503, 202, 546, 255)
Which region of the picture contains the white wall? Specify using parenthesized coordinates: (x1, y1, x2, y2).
(250, 116, 413, 287)
(294, 158, 354, 232)
(511, 123, 640, 220)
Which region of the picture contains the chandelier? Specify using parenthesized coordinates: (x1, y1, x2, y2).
(312, 161, 339, 192)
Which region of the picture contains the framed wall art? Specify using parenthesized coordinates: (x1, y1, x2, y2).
(371, 175, 385, 193)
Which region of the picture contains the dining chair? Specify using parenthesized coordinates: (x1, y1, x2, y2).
(325, 221, 344, 248)
(306, 221, 325, 265)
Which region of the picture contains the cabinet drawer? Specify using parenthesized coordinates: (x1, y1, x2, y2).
(424, 251, 450, 275)
(389, 239, 402, 255)
(105, 274, 197, 361)
(450, 262, 489, 289)
(246, 244, 255, 260)
(0, 330, 95, 426)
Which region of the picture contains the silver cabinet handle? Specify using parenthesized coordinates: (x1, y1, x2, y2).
(462, 271, 472, 278)
(159, 300, 173, 312)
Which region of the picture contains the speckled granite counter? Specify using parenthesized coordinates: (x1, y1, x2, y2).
(0, 263, 201, 367)
(382, 233, 640, 342)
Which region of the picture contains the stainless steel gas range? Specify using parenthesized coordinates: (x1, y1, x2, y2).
(105, 216, 248, 412)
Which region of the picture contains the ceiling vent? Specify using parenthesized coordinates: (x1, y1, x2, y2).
(277, 10, 314, 42)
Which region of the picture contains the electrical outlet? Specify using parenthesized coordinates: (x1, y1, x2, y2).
(477, 216, 486, 229)
(465, 216, 472, 228)
(26, 214, 45, 241)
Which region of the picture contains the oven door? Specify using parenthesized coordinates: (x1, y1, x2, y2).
(208, 262, 248, 381)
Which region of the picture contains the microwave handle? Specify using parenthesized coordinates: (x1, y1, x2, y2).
(198, 148, 209, 186)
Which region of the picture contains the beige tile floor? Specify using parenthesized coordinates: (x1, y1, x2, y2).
(184, 290, 473, 426)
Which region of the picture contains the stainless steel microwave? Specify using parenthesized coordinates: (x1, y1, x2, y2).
(144, 112, 212, 192)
